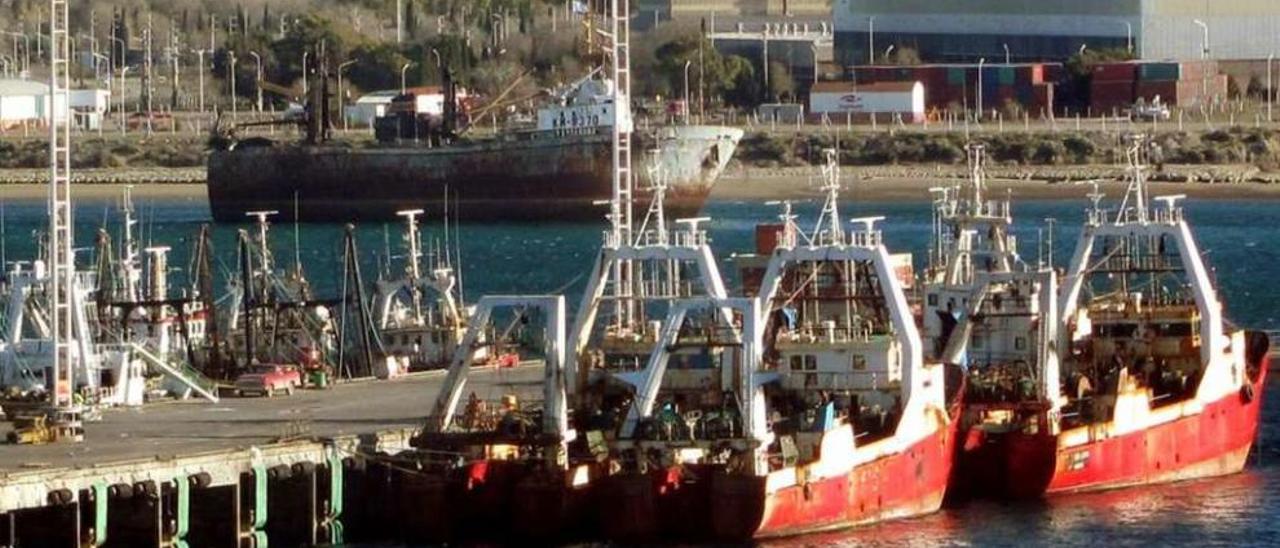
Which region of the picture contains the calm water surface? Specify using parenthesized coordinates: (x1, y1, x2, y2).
(2, 192, 1279, 546)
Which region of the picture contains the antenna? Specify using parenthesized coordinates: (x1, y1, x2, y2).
(813, 148, 844, 244)
(1116, 134, 1151, 225)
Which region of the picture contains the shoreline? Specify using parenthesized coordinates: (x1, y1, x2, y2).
(2, 164, 1279, 203)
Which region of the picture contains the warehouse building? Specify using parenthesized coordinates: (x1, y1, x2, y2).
(0, 79, 75, 129)
(834, 0, 1280, 66)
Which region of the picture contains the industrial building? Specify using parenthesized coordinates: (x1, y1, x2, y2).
(0, 79, 76, 129)
(834, 0, 1280, 66)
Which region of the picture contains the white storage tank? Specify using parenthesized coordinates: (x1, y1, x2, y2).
(808, 81, 925, 123)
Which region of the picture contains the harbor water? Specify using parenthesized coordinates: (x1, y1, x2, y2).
(1, 192, 1279, 546)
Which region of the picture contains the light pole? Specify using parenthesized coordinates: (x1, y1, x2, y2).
(229, 51, 238, 122)
(1193, 19, 1209, 59)
(1269, 53, 1275, 123)
(867, 16, 875, 65)
(1002, 43, 1010, 65)
(302, 51, 309, 95)
(194, 49, 207, 114)
(119, 66, 129, 133)
(249, 50, 262, 113)
(401, 61, 413, 94)
(1124, 21, 1133, 53)
(762, 30, 770, 100)
(683, 59, 692, 124)
(338, 59, 355, 130)
(809, 42, 819, 88)
(91, 52, 109, 84)
(4, 32, 29, 73)
(429, 47, 442, 68)
(977, 57, 985, 120)
(884, 44, 895, 63)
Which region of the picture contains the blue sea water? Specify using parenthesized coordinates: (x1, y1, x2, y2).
(2, 192, 1279, 546)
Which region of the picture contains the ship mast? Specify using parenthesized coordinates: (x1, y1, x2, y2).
(46, 0, 80, 436)
(567, 1, 728, 396)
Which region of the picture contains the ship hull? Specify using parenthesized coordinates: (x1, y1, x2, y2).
(207, 126, 742, 223)
(957, 359, 1267, 500)
(710, 414, 960, 540)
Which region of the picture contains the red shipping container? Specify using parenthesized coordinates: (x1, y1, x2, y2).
(1136, 81, 1178, 103)
(755, 224, 784, 255)
(1094, 62, 1137, 82)
(1032, 83, 1055, 114)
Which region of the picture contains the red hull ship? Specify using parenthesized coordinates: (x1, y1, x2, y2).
(587, 151, 964, 541)
(950, 137, 1269, 500)
(711, 411, 960, 538)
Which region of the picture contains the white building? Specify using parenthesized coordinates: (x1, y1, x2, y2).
(809, 80, 925, 122)
(0, 79, 95, 128)
(69, 89, 111, 114)
(345, 90, 400, 126)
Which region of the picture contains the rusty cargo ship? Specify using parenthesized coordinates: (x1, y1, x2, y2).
(207, 77, 743, 223)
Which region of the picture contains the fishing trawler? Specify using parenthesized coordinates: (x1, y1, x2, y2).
(586, 150, 963, 540)
(372, 209, 481, 372)
(964, 136, 1268, 499)
(916, 146, 1060, 499)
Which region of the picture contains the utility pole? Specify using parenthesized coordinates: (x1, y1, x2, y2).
(396, 0, 404, 43)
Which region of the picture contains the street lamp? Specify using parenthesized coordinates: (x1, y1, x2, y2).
(401, 61, 413, 94)
(194, 49, 208, 114)
(229, 51, 238, 122)
(977, 57, 986, 120)
(1002, 43, 1010, 65)
(1193, 19, 1209, 59)
(4, 32, 29, 73)
(119, 66, 129, 133)
(1269, 53, 1275, 123)
(1124, 22, 1133, 53)
(430, 47, 442, 68)
(249, 50, 263, 113)
(683, 59, 692, 124)
(91, 52, 109, 84)
(338, 59, 356, 131)
(302, 51, 309, 95)
(867, 16, 875, 65)
(884, 44, 895, 63)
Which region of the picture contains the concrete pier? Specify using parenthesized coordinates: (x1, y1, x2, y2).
(0, 365, 545, 547)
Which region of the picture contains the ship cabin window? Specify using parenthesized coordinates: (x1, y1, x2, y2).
(1154, 322, 1193, 337)
(1015, 337, 1026, 351)
(927, 293, 938, 306)
(1094, 323, 1138, 338)
(804, 355, 818, 371)
(851, 355, 867, 371)
(790, 355, 803, 371)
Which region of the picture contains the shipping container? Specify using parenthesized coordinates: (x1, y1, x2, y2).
(1094, 62, 1137, 82)
(1138, 62, 1181, 82)
(997, 66, 1016, 86)
(809, 81, 926, 122)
